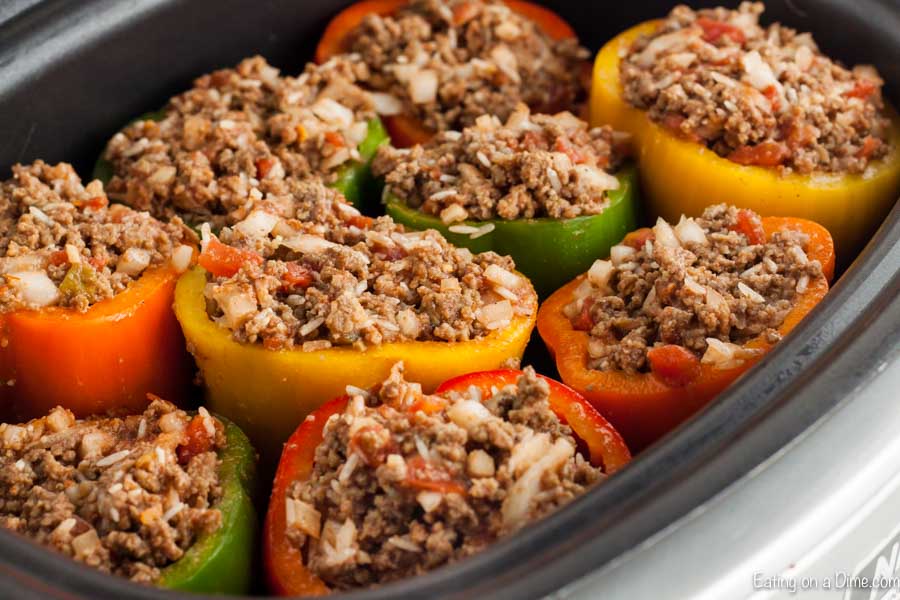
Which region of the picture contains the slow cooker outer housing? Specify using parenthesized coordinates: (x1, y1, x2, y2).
(0, 0, 899, 598)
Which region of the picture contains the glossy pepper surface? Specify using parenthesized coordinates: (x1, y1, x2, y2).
(94, 112, 390, 212)
(386, 165, 639, 297)
(173, 266, 538, 460)
(263, 369, 630, 596)
(590, 21, 900, 261)
(0, 266, 194, 422)
(158, 415, 257, 594)
(537, 216, 835, 451)
(315, 0, 580, 147)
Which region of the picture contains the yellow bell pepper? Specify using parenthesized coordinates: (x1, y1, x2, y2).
(174, 266, 537, 460)
(591, 21, 900, 262)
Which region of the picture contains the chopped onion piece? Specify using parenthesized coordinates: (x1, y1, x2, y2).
(587, 259, 614, 289)
(674, 216, 707, 245)
(652, 217, 681, 248)
(484, 264, 523, 290)
(8, 271, 59, 307)
(447, 400, 493, 433)
(371, 92, 404, 116)
(409, 69, 438, 104)
(170, 245, 193, 273)
(285, 498, 321, 538)
(116, 248, 151, 276)
(234, 209, 279, 239)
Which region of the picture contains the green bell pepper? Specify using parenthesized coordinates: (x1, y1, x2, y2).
(331, 117, 390, 213)
(157, 416, 257, 594)
(385, 164, 639, 297)
(93, 113, 389, 213)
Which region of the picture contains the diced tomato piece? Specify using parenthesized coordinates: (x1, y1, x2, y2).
(75, 196, 109, 210)
(405, 456, 466, 495)
(647, 345, 702, 387)
(662, 113, 685, 133)
(176, 415, 215, 465)
(783, 120, 817, 150)
(572, 298, 595, 332)
(349, 424, 394, 467)
(88, 257, 107, 271)
(727, 141, 789, 167)
(48, 250, 68, 266)
(198, 237, 264, 277)
(324, 131, 345, 148)
(623, 227, 655, 250)
(554, 136, 588, 165)
(345, 214, 374, 229)
(452, 0, 479, 25)
(696, 17, 746, 44)
(522, 131, 548, 151)
(731, 208, 767, 245)
(857, 136, 882, 159)
(762, 85, 781, 112)
(408, 395, 447, 415)
(844, 79, 878, 100)
(255, 157, 276, 179)
(281, 262, 313, 290)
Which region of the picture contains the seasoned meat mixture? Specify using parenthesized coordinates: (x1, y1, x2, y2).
(0, 400, 225, 583)
(284, 364, 602, 588)
(201, 182, 534, 350)
(565, 205, 823, 373)
(345, 0, 590, 133)
(102, 55, 378, 227)
(373, 104, 625, 223)
(620, 3, 892, 174)
(0, 161, 193, 313)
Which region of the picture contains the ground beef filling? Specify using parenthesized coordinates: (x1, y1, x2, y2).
(0, 401, 225, 583)
(345, 0, 590, 133)
(565, 204, 823, 374)
(102, 55, 377, 227)
(284, 364, 602, 588)
(201, 182, 534, 350)
(620, 2, 891, 174)
(0, 161, 192, 313)
(373, 104, 625, 223)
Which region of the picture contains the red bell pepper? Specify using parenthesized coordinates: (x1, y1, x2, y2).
(315, 0, 579, 147)
(263, 369, 630, 595)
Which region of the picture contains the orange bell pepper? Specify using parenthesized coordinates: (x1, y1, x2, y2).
(537, 217, 835, 451)
(264, 368, 630, 595)
(174, 266, 537, 462)
(0, 266, 194, 421)
(315, 0, 578, 147)
(591, 21, 900, 263)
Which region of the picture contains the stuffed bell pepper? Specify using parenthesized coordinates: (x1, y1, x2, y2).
(0, 161, 195, 421)
(375, 103, 638, 297)
(538, 204, 835, 450)
(591, 3, 900, 260)
(174, 180, 538, 460)
(264, 364, 630, 594)
(96, 56, 389, 223)
(315, 0, 590, 147)
(0, 399, 256, 594)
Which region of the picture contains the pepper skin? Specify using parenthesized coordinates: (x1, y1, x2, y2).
(94, 113, 389, 212)
(537, 216, 835, 451)
(385, 165, 639, 298)
(315, 0, 580, 147)
(263, 369, 630, 595)
(173, 266, 537, 461)
(591, 21, 900, 262)
(0, 266, 194, 422)
(158, 416, 257, 594)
